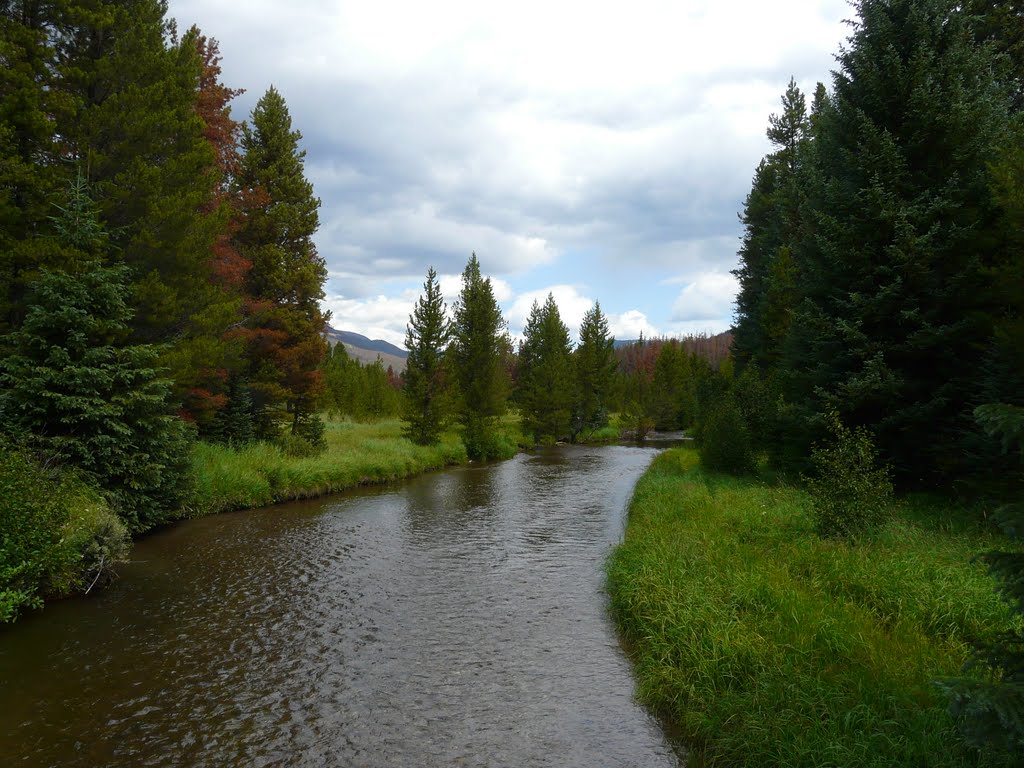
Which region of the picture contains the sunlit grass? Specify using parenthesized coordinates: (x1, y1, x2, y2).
(188, 418, 468, 516)
(576, 425, 621, 444)
(607, 446, 1017, 767)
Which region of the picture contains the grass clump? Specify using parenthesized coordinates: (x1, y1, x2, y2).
(576, 424, 621, 444)
(607, 446, 1017, 767)
(187, 417, 469, 516)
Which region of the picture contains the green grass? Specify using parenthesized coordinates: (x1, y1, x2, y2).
(187, 418, 468, 516)
(607, 446, 1017, 767)
(576, 424, 622, 444)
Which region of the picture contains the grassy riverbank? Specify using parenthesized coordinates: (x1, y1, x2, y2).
(607, 447, 1017, 767)
(187, 418, 471, 516)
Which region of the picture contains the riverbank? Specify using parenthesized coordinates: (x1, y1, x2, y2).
(607, 446, 1016, 767)
(187, 418, 473, 516)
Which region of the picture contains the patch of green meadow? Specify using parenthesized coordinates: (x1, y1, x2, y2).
(607, 446, 1017, 767)
(188, 418, 468, 516)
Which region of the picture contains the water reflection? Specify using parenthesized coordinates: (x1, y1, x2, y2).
(0, 444, 680, 767)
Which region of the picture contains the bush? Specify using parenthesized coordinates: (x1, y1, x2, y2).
(699, 397, 756, 474)
(462, 416, 518, 461)
(0, 446, 69, 621)
(277, 433, 324, 458)
(63, 487, 131, 594)
(0, 442, 129, 622)
(806, 412, 893, 539)
(293, 412, 327, 452)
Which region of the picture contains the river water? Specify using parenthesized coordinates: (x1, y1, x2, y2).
(0, 444, 681, 767)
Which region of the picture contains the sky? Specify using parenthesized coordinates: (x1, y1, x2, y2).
(168, 0, 852, 347)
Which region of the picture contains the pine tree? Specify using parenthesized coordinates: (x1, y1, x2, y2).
(939, 404, 1024, 752)
(965, 0, 1024, 109)
(403, 267, 452, 445)
(235, 86, 328, 438)
(0, 0, 73, 331)
(649, 340, 684, 430)
(517, 294, 574, 442)
(732, 78, 811, 376)
(782, 0, 1013, 484)
(572, 301, 617, 438)
(450, 253, 511, 458)
(58, 3, 227, 341)
(0, 179, 190, 532)
(170, 29, 250, 434)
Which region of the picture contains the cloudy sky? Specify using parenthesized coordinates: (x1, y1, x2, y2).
(168, 0, 851, 346)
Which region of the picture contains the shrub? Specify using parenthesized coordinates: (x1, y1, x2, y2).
(277, 433, 323, 458)
(806, 411, 893, 539)
(0, 442, 129, 622)
(0, 446, 69, 621)
(63, 487, 131, 594)
(293, 411, 327, 452)
(699, 397, 756, 474)
(462, 416, 518, 461)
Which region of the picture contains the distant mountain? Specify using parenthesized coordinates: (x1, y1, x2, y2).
(325, 326, 407, 371)
(326, 327, 407, 358)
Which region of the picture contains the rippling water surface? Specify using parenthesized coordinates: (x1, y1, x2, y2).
(0, 444, 680, 767)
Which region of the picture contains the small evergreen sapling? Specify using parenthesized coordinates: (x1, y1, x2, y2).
(402, 267, 452, 445)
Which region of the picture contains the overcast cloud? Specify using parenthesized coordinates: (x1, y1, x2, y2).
(168, 0, 851, 346)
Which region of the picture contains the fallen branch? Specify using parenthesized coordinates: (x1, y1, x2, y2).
(84, 555, 105, 595)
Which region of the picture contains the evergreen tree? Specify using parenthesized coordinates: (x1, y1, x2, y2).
(0, 0, 69, 331)
(966, 0, 1024, 108)
(616, 337, 657, 439)
(321, 343, 402, 422)
(235, 86, 328, 438)
(322, 342, 356, 418)
(0, 180, 190, 531)
(782, 0, 1013, 484)
(57, 3, 229, 341)
(169, 29, 250, 434)
(649, 340, 684, 430)
(517, 294, 574, 442)
(450, 253, 510, 458)
(402, 267, 452, 445)
(572, 301, 617, 438)
(940, 404, 1024, 753)
(732, 78, 811, 376)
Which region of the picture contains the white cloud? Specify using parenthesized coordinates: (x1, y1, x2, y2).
(437, 273, 513, 305)
(670, 272, 739, 324)
(168, 0, 849, 340)
(322, 292, 417, 348)
(608, 310, 660, 341)
(505, 285, 596, 342)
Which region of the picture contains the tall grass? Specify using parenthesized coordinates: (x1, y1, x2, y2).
(607, 447, 1017, 767)
(188, 418, 468, 516)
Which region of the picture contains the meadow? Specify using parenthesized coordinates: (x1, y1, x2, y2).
(607, 446, 1017, 767)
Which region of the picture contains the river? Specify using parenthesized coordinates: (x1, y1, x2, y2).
(0, 443, 681, 767)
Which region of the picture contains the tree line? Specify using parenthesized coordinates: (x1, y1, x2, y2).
(401, 256, 615, 457)
(0, 0, 327, 530)
(399, 253, 739, 457)
(720, 0, 1022, 751)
